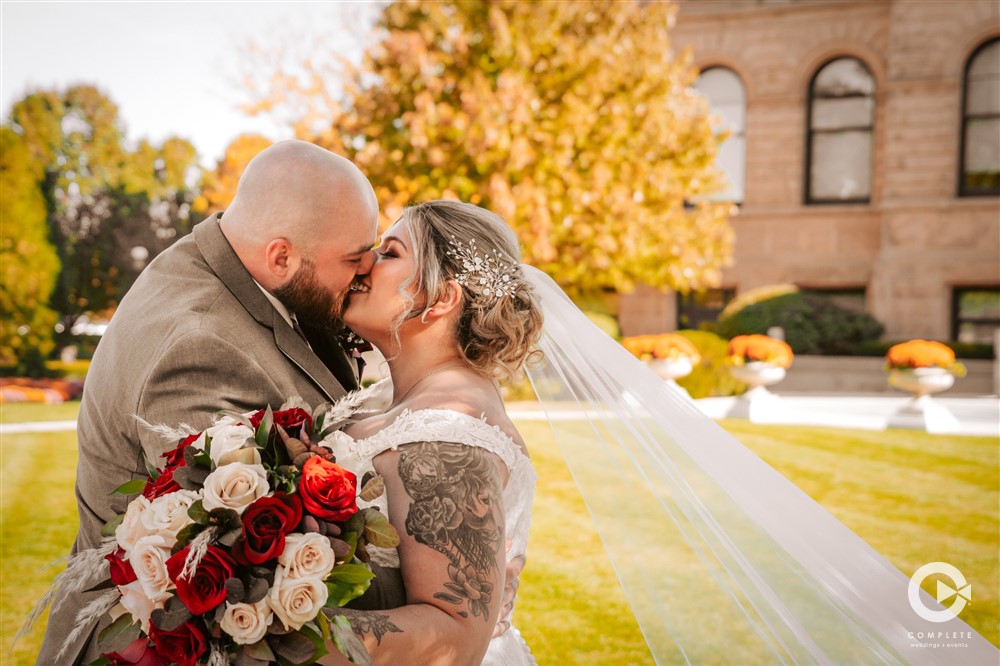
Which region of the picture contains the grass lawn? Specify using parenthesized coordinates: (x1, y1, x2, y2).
(2, 403, 997, 664)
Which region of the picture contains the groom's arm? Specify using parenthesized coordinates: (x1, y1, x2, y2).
(136, 329, 283, 463)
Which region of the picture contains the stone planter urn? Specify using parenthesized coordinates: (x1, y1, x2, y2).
(887, 367, 960, 433)
(648, 357, 694, 383)
(729, 361, 787, 397)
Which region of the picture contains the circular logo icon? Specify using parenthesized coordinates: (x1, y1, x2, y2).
(908, 562, 972, 623)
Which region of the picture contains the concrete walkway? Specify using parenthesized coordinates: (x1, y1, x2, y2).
(3, 394, 997, 437)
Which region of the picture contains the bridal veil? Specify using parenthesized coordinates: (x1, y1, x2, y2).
(521, 266, 997, 665)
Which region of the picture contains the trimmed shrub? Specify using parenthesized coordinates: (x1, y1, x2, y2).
(715, 292, 884, 355)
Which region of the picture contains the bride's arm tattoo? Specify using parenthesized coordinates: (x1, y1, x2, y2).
(331, 609, 402, 645)
(398, 441, 505, 621)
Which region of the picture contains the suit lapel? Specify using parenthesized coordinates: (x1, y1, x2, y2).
(193, 214, 350, 402)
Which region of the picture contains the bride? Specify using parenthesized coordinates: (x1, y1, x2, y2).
(313, 199, 998, 666)
(317, 200, 541, 665)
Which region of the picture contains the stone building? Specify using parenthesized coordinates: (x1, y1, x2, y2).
(619, 0, 1000, 346)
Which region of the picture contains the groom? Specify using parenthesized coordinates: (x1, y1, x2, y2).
(37, 140, 382, 664)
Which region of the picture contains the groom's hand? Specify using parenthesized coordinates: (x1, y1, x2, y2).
(493, 544, 525, 638)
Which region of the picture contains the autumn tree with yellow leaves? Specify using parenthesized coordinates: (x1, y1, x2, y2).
(246, 0, 734, 296)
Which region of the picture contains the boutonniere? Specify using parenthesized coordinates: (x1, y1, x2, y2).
(338, 327, 373, 357)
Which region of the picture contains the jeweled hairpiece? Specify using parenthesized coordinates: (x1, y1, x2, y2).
(446, 236, 519, 301)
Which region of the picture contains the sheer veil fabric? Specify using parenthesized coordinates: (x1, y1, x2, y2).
(520, 266, 997, 665)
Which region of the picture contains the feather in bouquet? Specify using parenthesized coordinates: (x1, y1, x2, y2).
(27, 399, 398, 666)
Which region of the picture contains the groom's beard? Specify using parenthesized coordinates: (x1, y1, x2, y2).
(274, 258, 347, 332)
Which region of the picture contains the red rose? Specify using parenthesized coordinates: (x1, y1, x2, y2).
(106, 548, 137, 586)
(103, 637, 168, 666)
(299, 456, 358, 522)
(161, 432, 202, 469)
(166, 546, 234, 615)
(141, 466, 181, 500)
(249, 407, 313, 437)
(235, 493, 303, 565)
(148, 621, 206, 666)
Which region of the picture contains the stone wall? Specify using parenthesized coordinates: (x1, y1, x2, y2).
(620, 0, 1000, 342)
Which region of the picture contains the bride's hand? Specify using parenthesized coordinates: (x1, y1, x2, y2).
(493, 547, 525, 639)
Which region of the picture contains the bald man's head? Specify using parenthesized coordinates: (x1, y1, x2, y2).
(219, 140, 379, 328)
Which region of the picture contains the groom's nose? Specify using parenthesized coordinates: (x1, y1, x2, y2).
(356, 250, 376, 275)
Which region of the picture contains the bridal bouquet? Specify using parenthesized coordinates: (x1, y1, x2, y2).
(68, 402, 397, 666)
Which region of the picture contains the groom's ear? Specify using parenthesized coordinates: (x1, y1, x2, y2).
(264, 238, 297, 281)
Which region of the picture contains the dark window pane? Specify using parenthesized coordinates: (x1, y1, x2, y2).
(677, 288, 735, 330)
(954, 288, 1000, 344)
(810, 131, 873, 200)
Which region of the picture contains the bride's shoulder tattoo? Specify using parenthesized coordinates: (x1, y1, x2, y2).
(397, 441, 504, 621)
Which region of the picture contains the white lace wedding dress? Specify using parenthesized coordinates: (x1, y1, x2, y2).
(325, 408, 538, 666)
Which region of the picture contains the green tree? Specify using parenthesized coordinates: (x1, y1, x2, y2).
(0, 127, 60, 372)
(7, 85, 200, 336)
(245, 0, 735, 296)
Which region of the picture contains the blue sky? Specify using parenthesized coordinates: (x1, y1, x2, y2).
(1, 1, 376, 166)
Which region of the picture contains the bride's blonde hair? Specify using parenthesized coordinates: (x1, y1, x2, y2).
(395, 200, 543, 381)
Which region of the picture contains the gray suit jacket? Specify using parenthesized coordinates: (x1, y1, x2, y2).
(37, 214, 361, 664)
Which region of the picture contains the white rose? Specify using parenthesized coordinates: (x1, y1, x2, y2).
(201, 463, 269, 514)
(267, 567, 329, 631)
(115, 495, 152, 555)
(131, 534, 174, 603)
(320, 430, 364, 476)
(279, 533, 336, 580)
(141, 489, 199, 538)
(118, 579, 161, 634)
(205, 423, 256, 466)
(220, 599, 273, 645)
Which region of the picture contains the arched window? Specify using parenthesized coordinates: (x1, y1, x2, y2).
(960, 38, 1000, 196)
(694, 67, 746, 203)
(805, 57, 875, 204)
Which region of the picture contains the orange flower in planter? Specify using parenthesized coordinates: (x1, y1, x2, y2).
(885, 340, 967, 376)
(727, 335, 794, 369)
(621, 333, 701, 364)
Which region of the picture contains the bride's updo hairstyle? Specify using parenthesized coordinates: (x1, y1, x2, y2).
(398, 200, 543, 381)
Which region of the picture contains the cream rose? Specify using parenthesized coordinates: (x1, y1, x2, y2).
(118, 579, 161, 634)
(141, 489, 199, 538)
(279, 533, 336, 580)
(131, 534, 174, 603)
(114, 495, 152, 555)
(201, 463, 269, 514)
(266, 567, 329, 631)
(205, 423, 256, 466)
(220, 599, 273, 645)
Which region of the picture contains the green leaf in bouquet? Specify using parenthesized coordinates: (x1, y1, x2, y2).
(358, 474, 385, 502)
(187, 500, 211, 525)
(172, 523, 206, 554)
(100, 514, 124, 538)
(183, 442, 212, 469)
(300, 623, 330, 662)
(325, 564, 374, 607)
(242, 639, 276, 662)
(217, 527, 243, 548)
(151, 595, 193, 631)
(87, 658, 112, 666)
(242, 575, 270, 605)
(110, 478, 147, 496)
(209, 507, 242, 532)
(255, 406, 274, 448)
(173, 465, 209, 490)
(234, 651, 269, 666)
(225, 576, 246, 604)
(97, 613, 141, 652)
(271, 630, 320, 666)
(361, 507, 399, 548)
(145, 458, 161, 481)
(329, 615, 372, 666)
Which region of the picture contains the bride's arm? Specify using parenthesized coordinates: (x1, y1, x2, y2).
(319, 440, 507, 666)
